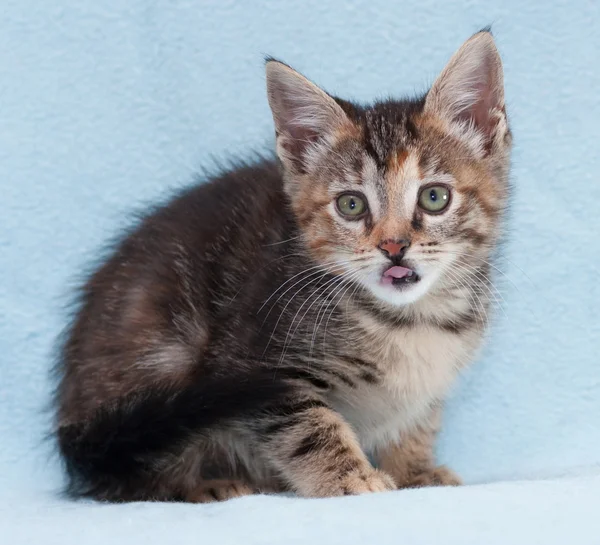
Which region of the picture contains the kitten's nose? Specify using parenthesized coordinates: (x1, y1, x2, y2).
(378, 239, 410, 260)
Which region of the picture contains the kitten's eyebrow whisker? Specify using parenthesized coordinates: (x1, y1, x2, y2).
(293, 136, 347, 164)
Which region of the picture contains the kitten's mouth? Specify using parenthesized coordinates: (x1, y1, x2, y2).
(380, 265, 420, 287)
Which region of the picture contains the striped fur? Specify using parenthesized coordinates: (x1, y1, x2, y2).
(54, 31, 511, 502)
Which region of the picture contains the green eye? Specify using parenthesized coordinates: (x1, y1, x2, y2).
(336, 193, 367, 218)
(418, 185, 451, 213)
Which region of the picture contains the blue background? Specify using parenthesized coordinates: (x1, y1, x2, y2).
(1, 0, 599, 501)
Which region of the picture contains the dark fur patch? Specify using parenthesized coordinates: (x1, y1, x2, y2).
(359, 370, 380, 384)
(338, 355, 379, 372)
(277, 367, 331, 390)
(266, 399, 330, 420)
(291, 431, 324, 459)
(359, 300, 418, 329)
(57, 371, 292, 499)
(261, 398, 330, 437)
(411, 213, 423, 231)
(459, 227, 486, 246)
(262, 415, 303, 436)
(323, 368, 356, 388)
(436, 311, 479, 334)
(290, 422, 339, 459)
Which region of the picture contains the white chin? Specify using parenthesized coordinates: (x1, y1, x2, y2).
(363, 273, 437, 307)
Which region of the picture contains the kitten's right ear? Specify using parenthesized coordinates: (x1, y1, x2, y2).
(266, 60, 351, 172)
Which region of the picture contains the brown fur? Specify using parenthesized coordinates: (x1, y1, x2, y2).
(54, 32, 511, 502)
(376, 406, 461, 488)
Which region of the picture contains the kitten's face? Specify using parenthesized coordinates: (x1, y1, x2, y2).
(267, 32, 511, 307)
(289, 117, 509, 306)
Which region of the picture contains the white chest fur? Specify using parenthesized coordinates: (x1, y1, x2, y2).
(328, 312, 482, 453)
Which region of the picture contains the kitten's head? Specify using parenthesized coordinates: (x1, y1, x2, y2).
(266, 31, 511, 307)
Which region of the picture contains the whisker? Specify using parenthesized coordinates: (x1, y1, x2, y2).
(313, 275, 356, 348)
(262, 235, 302, 247)
(262, 259, 364, 360)
(261, 270, 331, 359)
(435, 246, 542, 320)
(443, 267, 488, 325)
(281, 273, 353, 355)
(309, 268, 366, 357)
(438, 247, 525, 297)
(321, 271, 365, 350)
(309, 274, 352, 357)
(225, 252, 304, 307)
(279, 269, 362, 366)
(450, 261, 508, 322)
(258, 259, 352, 315)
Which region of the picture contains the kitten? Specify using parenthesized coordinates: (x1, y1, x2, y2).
(55, 30, 511, 502)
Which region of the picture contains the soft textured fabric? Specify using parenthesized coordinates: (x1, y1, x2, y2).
(3, 471, 600, 545)
(1, 0, 599, 542)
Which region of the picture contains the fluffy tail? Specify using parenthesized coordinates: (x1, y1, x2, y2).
(57, 373, 288, 499)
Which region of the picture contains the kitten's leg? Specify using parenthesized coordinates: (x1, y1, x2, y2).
(376, 408, 461, 488)
(259, 398, 395, 497)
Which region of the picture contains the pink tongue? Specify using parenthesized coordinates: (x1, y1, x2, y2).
(383, 266, 412, 279)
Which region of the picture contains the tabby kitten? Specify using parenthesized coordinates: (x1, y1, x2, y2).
(55, 30, 511, 502)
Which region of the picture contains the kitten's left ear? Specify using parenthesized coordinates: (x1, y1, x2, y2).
(425, 31, 508, 153)
(266, 60, 353, 172)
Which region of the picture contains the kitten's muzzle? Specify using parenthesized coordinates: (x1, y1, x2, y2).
(378, 239, 420, 285)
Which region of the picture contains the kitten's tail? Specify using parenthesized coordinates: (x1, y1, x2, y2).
(56, 372, 288, 500)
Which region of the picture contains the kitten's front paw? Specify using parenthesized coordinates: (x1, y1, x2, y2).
(405, 465, 462, 488)
(339, 469, 396, 496)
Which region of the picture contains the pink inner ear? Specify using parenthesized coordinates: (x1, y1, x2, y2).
(267, 61, 355, 172)
(454, 54, 502, 142)
(468, 80, 496, 140)
(279, 121, 320, 161)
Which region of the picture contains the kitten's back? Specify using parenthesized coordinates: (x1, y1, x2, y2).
(56, 158, 291, 425)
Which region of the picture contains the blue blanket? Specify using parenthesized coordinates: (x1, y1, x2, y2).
(1, 0, 599, 543)
(3, 471, 600, 545)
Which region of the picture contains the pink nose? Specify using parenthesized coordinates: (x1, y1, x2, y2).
(378, 239, 410, 257)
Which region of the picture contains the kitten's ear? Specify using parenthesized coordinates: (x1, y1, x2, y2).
(266, 60, 352, 171)
(425, 31, 507, 152)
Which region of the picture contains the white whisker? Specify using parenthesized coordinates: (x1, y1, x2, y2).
(225, 252, 304, 307)
(262, 235, 302, 247)
(258, 259, 352, 316)
(443, 267, 488, 325)
(321, 271, 364, 350)
(261, 270, 331, 359)
(451, 260, 509, 321)
(279, 269, 363, 366)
